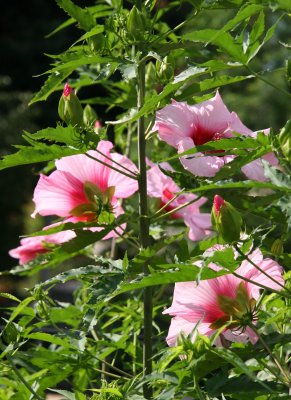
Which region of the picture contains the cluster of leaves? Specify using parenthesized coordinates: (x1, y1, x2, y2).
(0, 0, 290, 399)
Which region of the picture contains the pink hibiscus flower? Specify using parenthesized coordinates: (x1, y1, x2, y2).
(163, 246, 284, 346)
(154, 91, 278, 180)
(32, 140, 138, 237)
(147, 161, 211, 240)
(9, 229, 76, 265)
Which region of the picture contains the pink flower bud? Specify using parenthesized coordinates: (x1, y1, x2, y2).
(213, 194, 226, 216)
(211, 195, 242, 243)
(63, 83, 74, 97)
(94, 120, 102, 129)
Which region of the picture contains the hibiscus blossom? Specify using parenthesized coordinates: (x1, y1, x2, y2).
(147, 161, 211, 240)
(9, 229, 75, 265)
(154, 91, 278, 180)
(163, 246, 284, 346)
(32, 140, 138, 237)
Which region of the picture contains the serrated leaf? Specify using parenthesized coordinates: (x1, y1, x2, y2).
(23, 125, 86, 147)
(0, 142, 81, 171)
(116, 264, 230, 294)
(29, 69, 71, 105)
(45, 54, 118, 75)
(56, 0, 95, 31)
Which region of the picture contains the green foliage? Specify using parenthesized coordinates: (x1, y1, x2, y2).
(1, 0, 290, 399)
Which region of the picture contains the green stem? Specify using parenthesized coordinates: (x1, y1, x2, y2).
(137, 59, 153, 399)
(193, 374, 206, 400)
(0, 342, 43, 400)
(234, 245, 287, 292)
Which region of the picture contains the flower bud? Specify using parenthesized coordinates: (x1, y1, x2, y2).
(83, 104, 98, 127)
(58, 83, 83, 127)
(271, 238, 284, 258)
(94, 120, 102, 134)
(278, 120, 291, 162)
(211, 195, 242, 243)
(156, 56, 174, 83)
(127, 6, 145, 42)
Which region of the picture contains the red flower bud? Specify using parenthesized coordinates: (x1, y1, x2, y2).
(211, 195, 242, 243)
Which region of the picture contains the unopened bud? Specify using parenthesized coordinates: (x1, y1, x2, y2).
(156, 56, 174, 82)
(211, 195, 242, 243)
(271, 238, 284, 258)
(94, 120, 102, 134)
(278, 120, 291, 162)
(58, 83, 83, 127)
(83, 104, 98, 126)
(127, 6, 145, 42)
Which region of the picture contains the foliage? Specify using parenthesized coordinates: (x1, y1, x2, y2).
(0, 1, 290, 399)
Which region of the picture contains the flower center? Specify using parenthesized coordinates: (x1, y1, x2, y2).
(160, 189, 181, 219)
(210, 282, 256, 330)
(70, 182, 115, 222)
(191, 126, 226, 154)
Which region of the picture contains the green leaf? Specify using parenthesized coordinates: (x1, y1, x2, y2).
(29, 69, 71, 105)
(90, 388, 123, 397)
(45, 54, 119, 75)
(183, 29, 246, 63)
(49, 389, 77, 400)
(56, 0, 95, 31)
(116, 263, 229, 294)
(72, 24, 104, 45)
(0, 292, 20, 303)
(0, 142, 81, 171)
(23, 125, 86, 147)
(25, 332, 71, 348)
(212, 347, 272, 392)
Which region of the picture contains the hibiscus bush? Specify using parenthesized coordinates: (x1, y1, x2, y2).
(1, 0, 291, 399)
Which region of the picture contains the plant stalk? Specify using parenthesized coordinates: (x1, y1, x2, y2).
(137, 59, 153, 399)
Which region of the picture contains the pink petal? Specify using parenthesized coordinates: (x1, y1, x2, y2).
(178, 137, 225, 177)
(9, 229, 75, 264)
(184, 213, 212, 241)
(154, 100, 196, 148)
(108, 153, 138, 198)
(32, 171, 86, 218)
(241, 159, 268, 181)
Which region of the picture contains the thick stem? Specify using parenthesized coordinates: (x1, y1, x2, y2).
(137, 59, 153, 399)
